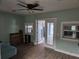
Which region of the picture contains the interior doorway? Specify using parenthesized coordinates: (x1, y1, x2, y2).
(36, 20, 45, 44)
(47, 22, 54, 45)
(25, 23, 33, 43)
(36, 18, 56, 48)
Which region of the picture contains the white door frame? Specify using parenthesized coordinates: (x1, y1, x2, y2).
(35, 18, 57, 48)
(24, 23, 34, 43)
(35, 20, 45, 45)
(45, 18, 57, 49)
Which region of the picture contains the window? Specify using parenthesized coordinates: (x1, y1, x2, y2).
(25, 24, 33, 34)
(61, 22, 79, 41)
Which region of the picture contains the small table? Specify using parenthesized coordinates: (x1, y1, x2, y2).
(25, 34, 31, 43)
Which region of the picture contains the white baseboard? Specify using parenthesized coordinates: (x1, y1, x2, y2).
(38, 40, 44, 44)
(34, 40, 44, 45)
(45, 44, 54, 49)
(54, 49, 79, 58)
(44, 45, 79, 58)
(34, 42, 79, 58)
(34, 42, 38, 45)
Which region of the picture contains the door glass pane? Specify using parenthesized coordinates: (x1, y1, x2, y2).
(37, 20, 45, 43)
(47, 23, 54, 45)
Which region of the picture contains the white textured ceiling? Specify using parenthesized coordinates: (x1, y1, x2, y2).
(0, 0, 79, 14)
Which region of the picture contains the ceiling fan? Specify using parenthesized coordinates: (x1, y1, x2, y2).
(12, 1, 43, 12)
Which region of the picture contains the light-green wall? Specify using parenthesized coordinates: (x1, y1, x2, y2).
(25, 8, 79, 55)
(0, 11, 25, 43)
(0, 8, 79, 55)
(25, 8, 79, 41)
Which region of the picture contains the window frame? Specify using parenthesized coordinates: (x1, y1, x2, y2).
(60, 21, 79, 42)
(25, 23, 33, 34)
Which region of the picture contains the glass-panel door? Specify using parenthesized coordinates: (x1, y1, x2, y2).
(47, 23, 54, 45)
(36, 20, 45, 44)
(45, 18, 56, 47)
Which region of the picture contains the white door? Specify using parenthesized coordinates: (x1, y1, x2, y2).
(36, 20, 45, 44)
(45, 18, 56, 47)
(47, 22, 54, 45)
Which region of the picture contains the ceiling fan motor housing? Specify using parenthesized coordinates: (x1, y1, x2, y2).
(26, 3, 39, 9)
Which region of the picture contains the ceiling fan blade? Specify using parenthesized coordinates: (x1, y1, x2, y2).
(12, 9, 27, 12)
(18, 1, 27, 5)
(18, 3, 27, 8)
(32, 8, 43, 11)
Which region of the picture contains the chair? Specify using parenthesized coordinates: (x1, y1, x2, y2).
(1, 43, 17, 59)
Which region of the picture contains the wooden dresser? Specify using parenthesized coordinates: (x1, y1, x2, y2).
(10, 32, 23, 46)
